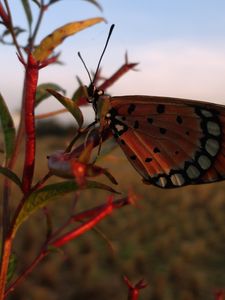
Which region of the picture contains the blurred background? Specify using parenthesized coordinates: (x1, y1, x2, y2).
(0, 1, 225, 299)
(2, 1, 225, 121)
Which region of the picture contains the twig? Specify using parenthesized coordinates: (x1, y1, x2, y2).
(35, 108, 68, 119)
(29, 0, 46, 50)
(4, 247, 48, 298)
(3, 0, 24, 60)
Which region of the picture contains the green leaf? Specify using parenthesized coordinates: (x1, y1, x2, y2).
(0, 166, 22, 189)
(83, 0, 103, 11)
(33, 17, 104, 62)
(7, 253, 17, 284)
(21, 0, 33, 28)
(0, 93, 16, 161)
(14, 180, 119, 234)
(47, 89, 84, 127)
(35, 83, 65, 107)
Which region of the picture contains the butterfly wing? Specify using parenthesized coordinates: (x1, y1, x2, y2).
(108, 95, 225, 188)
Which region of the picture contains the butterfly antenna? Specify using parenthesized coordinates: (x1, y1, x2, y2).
(78, 25, 115, 86)
(78, 51, 92, 84)
(92, 24, 115, 84)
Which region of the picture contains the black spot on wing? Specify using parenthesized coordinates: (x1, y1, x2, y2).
(147, 117, 153, 124)
(109, 107, 118, 117)
(134, 120, 139, 129)
(159, 128, 167, 134)
(130, 155, 137, 160)
(153, 147, 160, 153)
(145, 157, 153, 162)
(127, 104, 136, 114)
(176, 115, 183, 124)
(157, 104, 165, 114)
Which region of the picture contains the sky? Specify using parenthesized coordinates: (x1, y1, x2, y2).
(1, 0, 225, 124)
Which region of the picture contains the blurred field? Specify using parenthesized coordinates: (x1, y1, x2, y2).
(2, 132, 225, 300)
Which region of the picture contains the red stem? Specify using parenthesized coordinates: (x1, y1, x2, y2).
(51, 198, 114, 248)
(72, 197, 131, 222)
(51, 196, 132, 248)
(124, 277, 148, 300)
(0, 2, 9, 24)
(0, 238, 12, 300)
(98, 62, 138, 91)
(21, 54, 39, 194)
(4, 249, 47, 298)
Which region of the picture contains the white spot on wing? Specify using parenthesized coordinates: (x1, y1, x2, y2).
(186, 165, 200, 179)
(207, 121, 221, 136)
(198, 155, 211, 170)
(170, 173, 185, 186)
(156, 176, 167, 187)
(115, 124, 125, 132)
(205, 139, 220, 156)
(200, 109, 213, 118)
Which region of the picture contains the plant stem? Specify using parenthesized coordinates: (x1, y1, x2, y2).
(29, 172, 51, 193)
(3, 0, 24, 60)
(2, 179, 10, 244)
(0, 237, 13, 300)
(4, 249, 48, 298)
(22, 54, 39, 194)
(51, 197, 115, 248)
(29, 0, 46, 50)
(35, 108, 68, 119)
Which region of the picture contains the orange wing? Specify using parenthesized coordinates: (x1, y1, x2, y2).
(107, 95, 225, 188)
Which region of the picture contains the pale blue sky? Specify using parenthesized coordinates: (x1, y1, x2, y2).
(1, 0, 225, 123)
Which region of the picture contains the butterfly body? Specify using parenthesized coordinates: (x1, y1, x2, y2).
(97, 95, 225, 188)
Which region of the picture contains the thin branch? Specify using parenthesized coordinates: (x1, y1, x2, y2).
(4, 248, 48, 298)
(29, 171, 52, 193)
(35, 108, 68, 119)
(50, 196, 131, 248)
(98, 53, 138, 91)
(0, 238, 13, 300)
(29, 0, 46, 50)
(3, 0, 24, 60)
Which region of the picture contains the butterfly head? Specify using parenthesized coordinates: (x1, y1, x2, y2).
(84, 83, 104, 121)
(87, 83, 104, 101)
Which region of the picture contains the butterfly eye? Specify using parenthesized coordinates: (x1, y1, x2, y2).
(97, 89, 104, 96)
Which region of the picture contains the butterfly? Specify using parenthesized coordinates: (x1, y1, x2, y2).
(77, 25, 225, 189)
